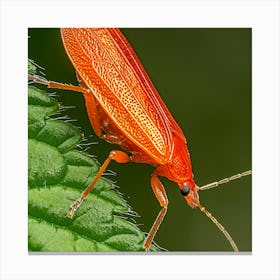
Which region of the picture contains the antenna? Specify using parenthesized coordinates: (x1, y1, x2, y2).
(198, 170, 252, 191)
(196, 202, 239, 252)
(193, 170, 252, 251)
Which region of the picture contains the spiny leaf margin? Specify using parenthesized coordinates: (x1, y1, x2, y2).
(28, 60, 154, 252)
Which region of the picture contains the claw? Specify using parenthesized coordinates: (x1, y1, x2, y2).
(67, 197, 84, 218)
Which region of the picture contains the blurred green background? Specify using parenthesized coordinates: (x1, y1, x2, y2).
(28, 28, 251, 252)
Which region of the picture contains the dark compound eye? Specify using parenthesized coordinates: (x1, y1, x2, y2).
(180, 187, 190, 196)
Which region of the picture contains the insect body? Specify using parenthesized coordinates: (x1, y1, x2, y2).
(29, 28, 251, 251)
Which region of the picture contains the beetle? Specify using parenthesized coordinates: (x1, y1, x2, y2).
(29, 28, 251, 251)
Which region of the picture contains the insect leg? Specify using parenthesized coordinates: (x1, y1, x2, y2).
(29, 75, 104, 137)
(67, 150, 130, 218)
(28, 75, 89, 94)
(144, 173, 169, 251)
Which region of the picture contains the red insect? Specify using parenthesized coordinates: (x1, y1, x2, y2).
(29, 28, 251, 251)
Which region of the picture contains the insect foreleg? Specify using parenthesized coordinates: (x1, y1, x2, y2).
(144, 173, 169, 251)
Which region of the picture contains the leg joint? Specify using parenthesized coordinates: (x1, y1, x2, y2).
(109, 150, 130, 163)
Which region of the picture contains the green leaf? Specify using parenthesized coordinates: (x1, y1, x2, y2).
(28, 62, 153, 252)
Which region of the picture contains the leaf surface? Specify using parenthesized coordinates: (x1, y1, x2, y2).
(28, 62, 150, 251)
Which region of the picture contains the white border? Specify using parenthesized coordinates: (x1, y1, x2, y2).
(0, 0, 279, 279)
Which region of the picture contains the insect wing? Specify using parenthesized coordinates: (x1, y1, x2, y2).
(108, 29, 186, 143)
(61, 28, 183, 163)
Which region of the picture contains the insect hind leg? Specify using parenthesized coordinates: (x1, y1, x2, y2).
(28, 74, 89, 94)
